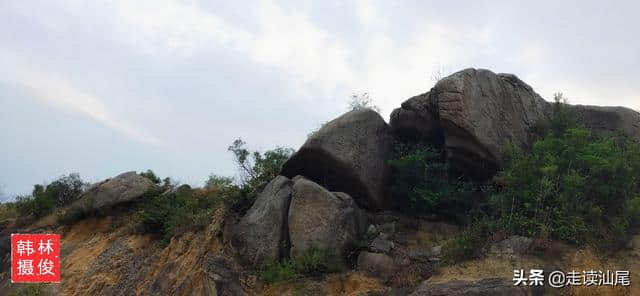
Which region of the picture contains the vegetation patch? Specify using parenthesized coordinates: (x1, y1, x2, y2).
(391, 95, 640, 263)
(260, 245, 331, 283)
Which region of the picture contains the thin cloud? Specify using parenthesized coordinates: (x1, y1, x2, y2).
(0, 51, 163, 146)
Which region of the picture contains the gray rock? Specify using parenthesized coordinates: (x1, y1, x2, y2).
(489, 236, 532, 257)
(430, 245, 442, 257)
(370, 234, 394, 253)
(281, 109, 393, 209)
(288, 177, 366, 267)
(568, 104, 640, 142)
(357, 251, 398, 281)
(410, 278, 538, 296)
(391, 69, 551, 179)
(231, 176, 293, 265)
(68, 171, 155, 214)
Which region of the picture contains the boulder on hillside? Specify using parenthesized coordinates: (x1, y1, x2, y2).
(230, 176, 293, 266)
(357, 251, 398, 282)
(288, 176, 366, 267)
(410, 278, 539, 296)
(281, 108, 393, 209)
(391, 68, 552, 179)
(569, 105, 640, 141)
(68, 171, 155, 214)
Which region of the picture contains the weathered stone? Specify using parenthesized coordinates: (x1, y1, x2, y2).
(489, 236, 532, 257)
(357, 251, 398, 281)
(288, 176, 366, 266)
(410, 278, 538, 296)
(69, 171, 155, 214)
(391, 69, 552, 179)
(281, 109, 393, 209)
(231, 176, 293, 265)
(568, 104, 640, 142)
(370, 234, 394, 253)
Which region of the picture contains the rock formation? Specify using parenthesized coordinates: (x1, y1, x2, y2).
(68, 171, 156, 214)
(281, 108, 393, 209)
(288, 176, 366, 267)
(230, 176, 293, 266)
(391, 68, 551, 179)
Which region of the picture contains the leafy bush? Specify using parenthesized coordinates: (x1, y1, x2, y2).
(14, 173, 87, 218)
(139, 169, 161, 184)
(134, 182, 236, 244)
(441, 218, 494, 264)
(228, 139, 294, 190)
(348, 92, 380, 113)
(396, 97, 640, 262)
(388, 142, 475, 215)
(260, 245, 330, 283)
(492, 124, 640, 247)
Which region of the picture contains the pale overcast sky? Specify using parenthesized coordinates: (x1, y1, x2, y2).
(1, 0, 639, 200)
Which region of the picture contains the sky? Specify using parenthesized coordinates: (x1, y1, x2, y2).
(1, 0, 639, 201)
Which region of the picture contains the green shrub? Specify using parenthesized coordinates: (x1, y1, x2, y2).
(15, 173, 87, 218)
(388, 142, 475, 215)
(228, 139, 294, 190)
(441, 219, 493, 264)
(9, 284, 49, 296)
(134, 182, 234, 244)
(139, 169, 161, 184)
(260, 245, 330, 283)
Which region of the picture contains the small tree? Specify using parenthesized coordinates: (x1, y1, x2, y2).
(228, 139, 294, 189)
(348, 92, 380, 113)
(140, 169, 161, 184)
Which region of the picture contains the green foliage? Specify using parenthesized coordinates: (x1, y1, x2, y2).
(205, 174, 233, 190)
(260, 246, 330, 283)
(134, 181, 237, 244)
(348, 92, 380, 113)
(139, 169, 161, 184)
(9, 284, 49, 296)
(491, 101, 640, 249)
(388, 143, 475, 214)
(441, 219, 494, 264)
(227, 138, 294, 196)
(14, 173, 87, 218)
(0, 202, 18, 221)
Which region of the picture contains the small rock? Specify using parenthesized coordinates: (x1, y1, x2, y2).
(370, 235, 394, 253)
(489, 236, 532, 257)
(378, 222, 396, 235)
(367, 224, 378, 236)
(357, 251, 398, 281)
(430, 245, 442, 257)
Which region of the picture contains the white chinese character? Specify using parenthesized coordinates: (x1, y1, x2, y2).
(529, 269, 544, 286)
(615, 271, 631, 286)
(513, 269, 528, 286)
(566, 270, 582, 286)
(584, 270, 599, 286)
(599, 270, 615, 286)
(17, 259, 34, 275)
(16, 240, 34, 256)
(38, 239, 54, 255)
(37, 259, 55, 276)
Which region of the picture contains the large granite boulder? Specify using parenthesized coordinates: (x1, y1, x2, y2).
(569, 105, 640, 142)
(410, 278, 538, 296)
(391, 68, 552, 179)
(230, 176, 293, 265)
(68, 171, 155, 214)
(281, 109, 393, 209)
(288, 176, 366, 267)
